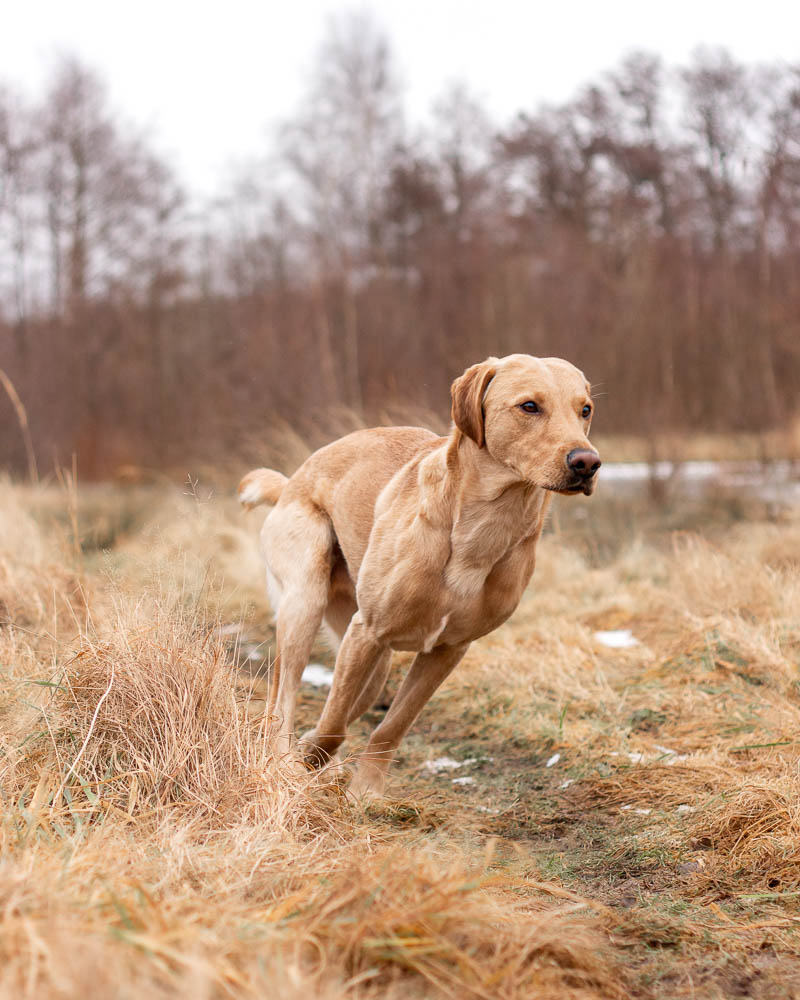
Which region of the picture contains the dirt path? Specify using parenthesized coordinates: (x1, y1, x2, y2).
(274, 627, 800, 1000)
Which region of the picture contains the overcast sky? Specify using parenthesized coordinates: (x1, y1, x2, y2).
(2, 0, 798, 196)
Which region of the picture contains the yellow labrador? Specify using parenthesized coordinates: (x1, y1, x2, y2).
(239, 354, 600, 796)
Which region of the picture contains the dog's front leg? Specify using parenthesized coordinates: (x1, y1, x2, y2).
(299, 613, 387, 769)
(349, 641, 470, 799)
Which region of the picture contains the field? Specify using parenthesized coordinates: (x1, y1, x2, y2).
(2, 469, 800, 999)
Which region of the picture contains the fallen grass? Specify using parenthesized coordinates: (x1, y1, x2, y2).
(1, 474, 800, 998)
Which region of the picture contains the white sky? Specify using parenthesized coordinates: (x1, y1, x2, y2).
(2, 0, 798, 197)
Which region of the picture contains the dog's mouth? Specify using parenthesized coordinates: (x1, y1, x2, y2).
(545, 478, 597, 497)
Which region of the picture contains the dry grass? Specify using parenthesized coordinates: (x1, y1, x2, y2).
(1, 473, 800, 998)
(0, 478, 621, 1000)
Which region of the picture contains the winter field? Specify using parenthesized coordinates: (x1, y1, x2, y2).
(1, 463, 800, 999)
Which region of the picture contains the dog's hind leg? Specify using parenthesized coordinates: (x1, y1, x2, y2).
(262, 503, 333, 758)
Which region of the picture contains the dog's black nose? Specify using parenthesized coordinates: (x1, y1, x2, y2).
(566, 449, 601, 477)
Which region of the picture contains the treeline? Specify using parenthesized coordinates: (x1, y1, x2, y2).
(1, 14, 799, 477)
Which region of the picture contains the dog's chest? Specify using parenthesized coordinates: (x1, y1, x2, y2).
(359, 483, 544, 651)
(385, 543, 534, 650)
(444, 493, 538, 598)
(443, 535, 536, 637)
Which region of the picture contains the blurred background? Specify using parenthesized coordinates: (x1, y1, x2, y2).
(1, 1, 799, 482)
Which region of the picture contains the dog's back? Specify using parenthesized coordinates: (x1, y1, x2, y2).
(240, 426, 441, 580)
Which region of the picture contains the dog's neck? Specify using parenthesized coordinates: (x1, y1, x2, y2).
(442, 430, 548, 531)
(422, 430, 548, 599)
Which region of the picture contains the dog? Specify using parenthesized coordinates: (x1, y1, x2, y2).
(239, 354, 600, 797)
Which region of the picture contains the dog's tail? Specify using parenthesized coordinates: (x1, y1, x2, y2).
(237, 468, 289, 510)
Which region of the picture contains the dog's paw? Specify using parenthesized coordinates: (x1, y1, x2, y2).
(348, 766, 386, 802)
(298, 729, 343, 771)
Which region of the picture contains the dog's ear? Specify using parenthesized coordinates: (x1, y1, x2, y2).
(451, 360, 497, 447)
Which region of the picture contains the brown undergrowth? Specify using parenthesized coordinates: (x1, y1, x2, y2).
(1, 476, 799, 998)
(0, 479, 620, 1000)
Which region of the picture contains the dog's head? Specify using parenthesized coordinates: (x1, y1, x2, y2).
(451, 354, 600, 495)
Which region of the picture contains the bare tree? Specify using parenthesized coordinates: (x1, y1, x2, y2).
(280, 11, 405, 409)
(282, 11, 403, 268)
(681, 47, 756, 252)
(606, 52, 675, 234)
(2, 45, 800, 477)
(430, 83, 494, 236)
(0, 87, 41, 365)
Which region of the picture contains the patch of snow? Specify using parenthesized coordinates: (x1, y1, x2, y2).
(301, 664, 334, 688)
(600, 461, 719, 482)
(620, 805, 652, 815)
(546, 753, 561, 768)
(610, 748, 688, 766)
(452, 776, 476, 785)
(676, 804, 694, 814)
(598, 460, 800, 507)
(422, 757, 463, 773)
(421, 756, 490, 774)
(475, 804, 500, 814)
(559, 779, 574, 789)
(594, 629, 639, 649)
(653, 745, 690, 764)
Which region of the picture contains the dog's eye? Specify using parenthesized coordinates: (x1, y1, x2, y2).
(581, 405, 592, 418)
(520, 401, 539, 414)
